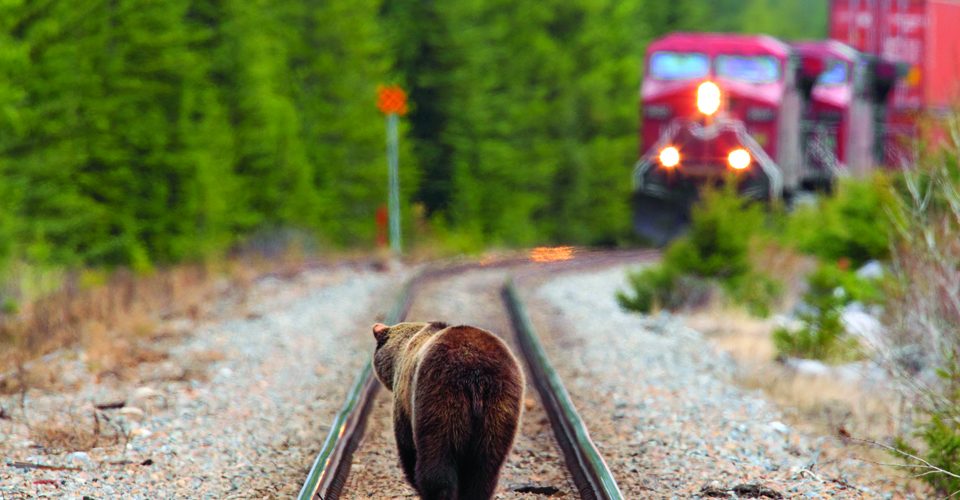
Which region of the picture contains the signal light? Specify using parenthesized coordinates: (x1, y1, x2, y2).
(697, 81, 721, 116)
(658, 146, 680, 168)
(728, 148, 751, 170)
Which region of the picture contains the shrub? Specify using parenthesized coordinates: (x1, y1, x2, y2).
(616, 265, 711, 313)
(664, 182, 764, 280)
(786, 175, 896, 267)
(616, 265, 677, 313)
(618, 181, 780, 316)
(772, 262, 864, 363)
(726, 271, 783, 318)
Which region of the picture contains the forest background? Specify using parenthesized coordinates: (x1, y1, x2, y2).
(0, 0, 827, 281)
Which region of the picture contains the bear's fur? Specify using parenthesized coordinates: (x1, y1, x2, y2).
(372, 321, 523, 500)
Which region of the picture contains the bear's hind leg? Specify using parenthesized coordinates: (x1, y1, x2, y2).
(416, 457, 457, 500)
(393, 411, 418, 492)
(456, 456, 499, 500)
(414, 419, 459, 500)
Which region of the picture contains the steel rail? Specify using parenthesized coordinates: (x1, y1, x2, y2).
(297, 278, 414, 500)
(503, 279, 624, 500)
(298, 256, 532, 500)
(299, 251, 647, 499)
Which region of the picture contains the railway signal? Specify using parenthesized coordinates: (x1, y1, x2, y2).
(377, 85, 408, 255)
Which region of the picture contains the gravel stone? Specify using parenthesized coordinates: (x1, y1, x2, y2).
(0, 265, 405, 498)
(527, 264, 927, 498)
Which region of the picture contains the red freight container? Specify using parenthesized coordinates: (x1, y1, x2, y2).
(830, 0, 960, 112)
(830, 0, 960, 163)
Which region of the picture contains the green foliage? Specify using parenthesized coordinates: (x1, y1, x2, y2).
(772, 262, 866, 363)
(617, 265, 695, 313)
(736, 0, 828, 39)
(1, 297, 18, 315)
(0, 0, 395, 271)
(786, 176, 896, 267)
(893, 359, 960, 494)
(0, 0, 834, 275)
(665, 183, 764, 280)
(726, 271, 782, 318)
(618, 182, 780, 315)
(916, 412, 960, 494)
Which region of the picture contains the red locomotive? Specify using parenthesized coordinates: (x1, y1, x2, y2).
(632, 0, 959, 244)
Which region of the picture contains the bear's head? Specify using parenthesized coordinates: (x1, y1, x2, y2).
(371, 322, 440, 391)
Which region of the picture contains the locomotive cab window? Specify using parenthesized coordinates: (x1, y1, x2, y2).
(818, 60, 849, 85)
(715, 55, 781, 84)
(649, 52, 709, 80)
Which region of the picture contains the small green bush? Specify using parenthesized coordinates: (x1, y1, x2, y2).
(1, 297, 17, 315)
(772, 262, 866, 363)
(725, 271, 782, 318)
(786, 175, 895, 267)
(616, 266, 712, 313)
(664, 183, 764, 280)
(618, 181, 780, 316)
(616, 265, 678, 313)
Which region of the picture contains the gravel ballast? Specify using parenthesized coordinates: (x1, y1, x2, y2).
(0, 264, 404, 498)
(527, 264, 923, 498)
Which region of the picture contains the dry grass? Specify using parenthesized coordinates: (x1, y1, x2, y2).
(30, 418, 102, 453)
(27, 408, 132, 453)
(0, 264, 222, 393)
(0, 246, 395, 393)
(750, 241, 817, 308)
(687, 304, 930, 493)
(687, 305, 905, 441)
(0, 250, 329, 393)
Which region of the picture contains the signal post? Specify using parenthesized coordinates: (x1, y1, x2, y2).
(377, 85, 408, 255)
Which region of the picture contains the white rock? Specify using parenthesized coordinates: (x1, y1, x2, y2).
(129, 427, 152, 439)
(67, 451, 93, 468)
(769, 421, 790, 434)
(856, 260, 884, 279)
(783, 357, 832, 376)
(132, 387, 164, 401)
(842, 306, 884, 347)
(119, 406, 146, 421)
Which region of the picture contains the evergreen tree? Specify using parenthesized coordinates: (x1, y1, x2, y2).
(0, 0, 27, 270)
(289, 0, 399, 246)
(217, 0, 316, 234)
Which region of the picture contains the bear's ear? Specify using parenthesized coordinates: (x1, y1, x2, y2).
(372, 323, 389, 344)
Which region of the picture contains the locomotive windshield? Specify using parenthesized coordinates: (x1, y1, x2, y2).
(817, 60, 849, 85)
(649, 52, 709, 80)
(715, 55, 781, 83)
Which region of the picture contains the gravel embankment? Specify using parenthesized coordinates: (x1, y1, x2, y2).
(343, 269, 576, 499)
(526, 264, 923, 498)
(0, 264, 405, 498)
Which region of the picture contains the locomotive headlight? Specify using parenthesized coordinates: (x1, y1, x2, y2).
(727, 148, 751, 170)
(696, 81, 721, 116)
(658, 146, 680, 168)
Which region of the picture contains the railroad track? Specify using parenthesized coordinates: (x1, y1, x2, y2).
(299, 250, 655, 499)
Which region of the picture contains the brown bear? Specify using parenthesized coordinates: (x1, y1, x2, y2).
(371, 321, 524, 500)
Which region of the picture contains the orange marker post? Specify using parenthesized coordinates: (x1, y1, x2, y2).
(377, 85, 407, 255)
